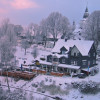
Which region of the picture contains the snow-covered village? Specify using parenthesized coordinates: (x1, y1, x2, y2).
(0, 0, 100, 100)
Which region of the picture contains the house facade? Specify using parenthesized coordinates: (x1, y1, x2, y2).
(39, 39, 96, 75)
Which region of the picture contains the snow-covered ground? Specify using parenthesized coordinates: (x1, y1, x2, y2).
(1, 45, 100, 100)
(15, 45, 51, 67)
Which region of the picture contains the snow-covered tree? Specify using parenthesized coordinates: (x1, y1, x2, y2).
(14, 25, 23, 36)
(32, 46, 38, 59)
(5, 89, 27, 100)
(21, 39, 30, 55)
(0, 37, 14, 64)
(27, 23, 42, 44)
(0, 18, 10, 37)
(40, 19, 49, 47)
(82, 11, 100, 46)
(0, 36, 16, 91)
(0, 18, 17, 46)
(40, 12, 71, 46)
(72, 21, 76, 31)
(0, 19, 17, 92)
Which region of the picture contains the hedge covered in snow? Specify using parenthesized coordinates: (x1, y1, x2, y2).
(72, 81, 100, 94)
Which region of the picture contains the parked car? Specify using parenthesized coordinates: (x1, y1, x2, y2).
(78, 73, 87, 78)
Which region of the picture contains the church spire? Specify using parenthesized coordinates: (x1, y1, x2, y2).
(83, 6, 89, 19)
(85, 6, 88, 12)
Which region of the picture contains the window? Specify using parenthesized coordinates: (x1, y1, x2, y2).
(93, 53, 95, 57)
(77, 53, 80, 56)
(71, 60, 74, 65)
(71, 60, 77, 65)
(53, 58, 58, 62)
(74, 53, 76, 56)
(62, 58, 66, 63)
(93, 60, 96, 64)
(74, 61, 77, 65)
(88, 53, 90, 57)
(49, 57, 52, 62)
(88, 61, 90, 66)
(74, 70, 76, 73)
(62, 51, 66, 54)
(82, 60, 87, 65)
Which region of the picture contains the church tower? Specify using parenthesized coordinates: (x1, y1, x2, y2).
(83, 6, 89, 19)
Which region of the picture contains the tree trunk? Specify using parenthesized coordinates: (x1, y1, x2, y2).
(53, 38, 56, 46)
(25, 48, 26, 55)
(44, 40, 47, 48)
(6, 65, 10, 92)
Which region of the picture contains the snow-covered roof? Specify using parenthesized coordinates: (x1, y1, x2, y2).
(82, 66, 98, 72)
(39, 60, 52, 65)
(52, 39, 94, 56)
(52, 53, 68, 58)
(39, 60, 80, 69)
(58, 64, 80, 69)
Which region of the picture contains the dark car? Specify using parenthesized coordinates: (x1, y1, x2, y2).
(78, 73, 87, 78)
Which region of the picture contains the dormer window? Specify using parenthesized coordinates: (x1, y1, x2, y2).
(62, 58, 66, 63)
(62, 51, 66, 54)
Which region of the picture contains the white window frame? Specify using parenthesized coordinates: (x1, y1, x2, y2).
(71, 60, 77, 65)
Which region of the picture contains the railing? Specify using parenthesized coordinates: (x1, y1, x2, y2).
(0, 71, 36, 80)
(32, 69, 46, 74)
(50, 72, 65, 77)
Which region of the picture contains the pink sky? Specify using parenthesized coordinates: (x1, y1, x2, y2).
(11, 0, 39, 9)
(0, 0, 39, 13)
(0, 0, 100, 26)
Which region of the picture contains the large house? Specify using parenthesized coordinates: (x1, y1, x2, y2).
(38, 39, 96, 75)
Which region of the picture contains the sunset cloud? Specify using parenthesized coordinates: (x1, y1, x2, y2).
(10, 0, 39, 9)
(0, 8, 7, 13)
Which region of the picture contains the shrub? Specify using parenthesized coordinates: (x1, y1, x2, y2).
(72, 81, 100, 94)
(71, 82, 80, 88)
(45, 78, 48, 82)
(78, 81, 99, 94)
(40, 80, 45, 87)
(37, 87, 42, 92)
